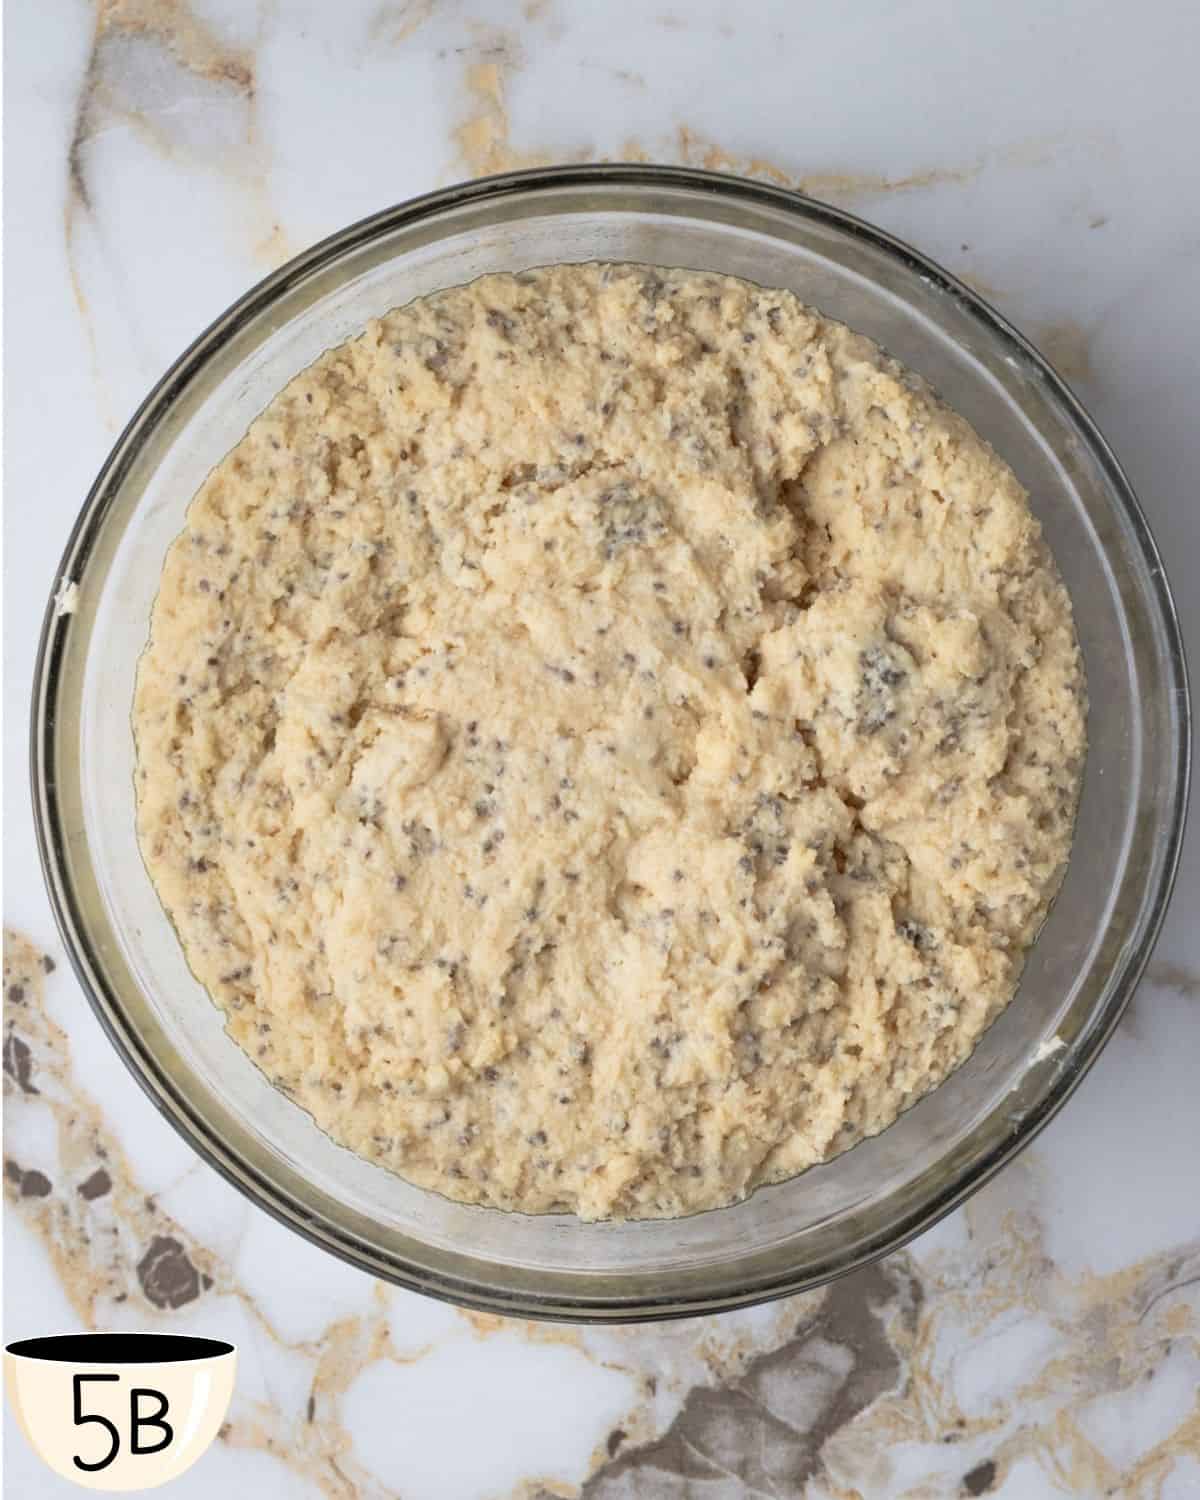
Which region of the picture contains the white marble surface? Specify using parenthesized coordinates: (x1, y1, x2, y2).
(4, 1, 1198, 1495)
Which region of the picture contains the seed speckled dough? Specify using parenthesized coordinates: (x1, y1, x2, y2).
(134, 265, 1086, 1219)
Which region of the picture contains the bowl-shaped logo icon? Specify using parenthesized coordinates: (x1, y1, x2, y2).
(5, 1332, 236, 1490)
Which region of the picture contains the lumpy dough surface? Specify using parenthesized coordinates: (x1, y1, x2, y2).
(134, 265, 1086, 1219)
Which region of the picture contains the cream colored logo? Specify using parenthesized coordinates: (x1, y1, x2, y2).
(5, 1333, 236, 1490)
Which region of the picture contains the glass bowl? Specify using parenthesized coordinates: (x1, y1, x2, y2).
(32, 165, 1190, 1322)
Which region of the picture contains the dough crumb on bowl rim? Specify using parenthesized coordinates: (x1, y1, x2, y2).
(132, 261, 1087, 1221)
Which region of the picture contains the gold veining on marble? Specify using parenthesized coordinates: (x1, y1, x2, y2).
(673, 125, 984, 201)
(455, 56, 566, 176)
(368, 0, 439, 46)
(449, 52, 1039, 216)
(447, 49, 1105, 264)
(65, 0, 292, 427)
(94, 0, 253, 87)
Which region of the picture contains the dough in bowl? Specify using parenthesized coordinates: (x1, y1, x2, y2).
(134, 264, 1086, 1219)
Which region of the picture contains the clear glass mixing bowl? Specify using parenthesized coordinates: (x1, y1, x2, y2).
(32, 166, 1190, 1321)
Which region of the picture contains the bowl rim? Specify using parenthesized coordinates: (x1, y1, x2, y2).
(30, 162, 1192, 1322)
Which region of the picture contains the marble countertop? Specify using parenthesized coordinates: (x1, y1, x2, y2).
(4, 2, 1198, 1495)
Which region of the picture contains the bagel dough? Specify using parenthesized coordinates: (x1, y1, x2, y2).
(134, 264, 1086, 1219)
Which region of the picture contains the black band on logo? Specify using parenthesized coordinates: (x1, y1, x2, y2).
(6, 1334, 233, 1363)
